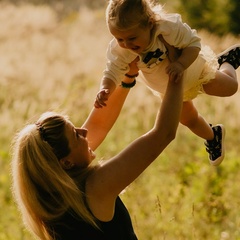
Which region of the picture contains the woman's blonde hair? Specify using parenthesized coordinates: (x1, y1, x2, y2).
(11, 112, 98, 240)
(106, 0, 164, 31)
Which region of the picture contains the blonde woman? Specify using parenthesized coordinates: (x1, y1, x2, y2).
(11, 55, 184, 239)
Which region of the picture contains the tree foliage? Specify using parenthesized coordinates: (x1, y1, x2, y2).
(1, 0, 239, 35)
(228, 0, 240, 35)
(177, 0, 240, 36)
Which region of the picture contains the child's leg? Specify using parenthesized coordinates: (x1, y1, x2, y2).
(180, 101, 214, 140)
(203, 62, 238, 96)
(180, 100, 225, 166)
(203, 45, 239, 96)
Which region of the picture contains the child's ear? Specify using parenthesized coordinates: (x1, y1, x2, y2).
(59, 158, 74, 170)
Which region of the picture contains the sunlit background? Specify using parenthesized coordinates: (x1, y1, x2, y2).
(0, 0, 239, 239)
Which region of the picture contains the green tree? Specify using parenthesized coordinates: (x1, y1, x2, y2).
(228, 0, 240, 35)
(177, 0, 232, 35)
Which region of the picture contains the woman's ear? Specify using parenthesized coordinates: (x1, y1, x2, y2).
(148, 19, 154, 29)
(59, 158, 75, 170)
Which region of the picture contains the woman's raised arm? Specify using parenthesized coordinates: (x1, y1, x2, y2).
(81, 86, 130, 151)
(86, 78, 184, 221)
(82, 57, 139, 151)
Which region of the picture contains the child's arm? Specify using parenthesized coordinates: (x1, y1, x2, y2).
(166, 46, 200, 83)
(158, 14, 201, 82)
(94, 55, 139, 108)
(176, 46, 200, 69)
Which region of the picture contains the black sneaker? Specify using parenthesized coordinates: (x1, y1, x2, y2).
(217, 44, 240, 69)
(204, 124, 225, 166)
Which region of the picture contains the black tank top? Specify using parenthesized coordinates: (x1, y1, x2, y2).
(48, 197, 138, 240)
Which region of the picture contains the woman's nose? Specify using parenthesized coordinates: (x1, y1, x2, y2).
(77, 128, 88, 138)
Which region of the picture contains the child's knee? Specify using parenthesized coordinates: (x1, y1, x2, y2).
(231, 80, 238, 95)
(180, 113, 198, 127)
(224, 79, 238, 96)
(180, 104, 199, 127)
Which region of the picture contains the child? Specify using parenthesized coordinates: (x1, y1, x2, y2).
(94, 0, 239, 166)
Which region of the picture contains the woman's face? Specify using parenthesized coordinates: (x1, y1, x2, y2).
(64, 122, 96, 168)
(109, 22, 153, 54)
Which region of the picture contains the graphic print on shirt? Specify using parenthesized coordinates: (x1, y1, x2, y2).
(143, 48, 168, 68)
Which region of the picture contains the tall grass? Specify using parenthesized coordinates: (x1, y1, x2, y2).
(0, 3, 239, 240)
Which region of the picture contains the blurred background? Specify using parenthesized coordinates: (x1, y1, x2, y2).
(0, 0, 239, 239)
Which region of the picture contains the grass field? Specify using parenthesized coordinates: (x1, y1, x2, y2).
(0, 3, 240, 240)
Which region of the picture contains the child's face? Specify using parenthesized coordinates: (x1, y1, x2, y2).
(109, 23, 153, 54)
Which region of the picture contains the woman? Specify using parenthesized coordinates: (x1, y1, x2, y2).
(11, 58, 183, 239)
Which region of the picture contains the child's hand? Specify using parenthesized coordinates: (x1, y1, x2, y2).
(94, 89, 110, 108)
(166, 61, 184, 83)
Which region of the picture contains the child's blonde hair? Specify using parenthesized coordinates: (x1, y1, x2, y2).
(106, 0, 164, 31)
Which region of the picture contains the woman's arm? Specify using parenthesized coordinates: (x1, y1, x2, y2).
(82, 85, 130, 151)
(87, 77, 184, 220)
(82, 57, 139, 151)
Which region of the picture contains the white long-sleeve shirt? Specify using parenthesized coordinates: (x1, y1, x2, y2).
(103, 13, 215, 100)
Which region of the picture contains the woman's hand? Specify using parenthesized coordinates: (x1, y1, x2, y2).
(165, 61, 184, 83)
